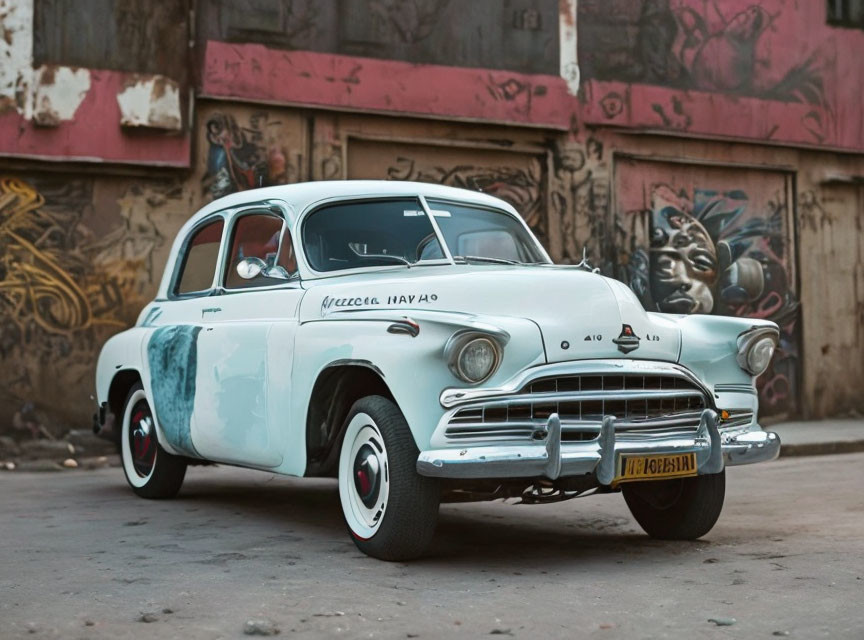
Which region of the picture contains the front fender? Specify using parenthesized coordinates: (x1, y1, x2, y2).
(290, 310, 546, 458)
(675, 313, 778, 392)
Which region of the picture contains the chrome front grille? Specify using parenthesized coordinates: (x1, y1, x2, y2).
(445, 373, 710, 443)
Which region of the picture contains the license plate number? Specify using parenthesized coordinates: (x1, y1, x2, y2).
(616, 452, 698, 484)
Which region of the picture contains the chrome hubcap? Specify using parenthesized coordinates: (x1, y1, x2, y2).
(353, 444, 382, 509)
(129, 401, 156, 479)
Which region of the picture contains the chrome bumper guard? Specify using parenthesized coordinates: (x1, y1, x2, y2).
(416, 409, 780, 482)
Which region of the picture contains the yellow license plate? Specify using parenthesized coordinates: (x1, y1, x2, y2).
(615, 452, 698, 484)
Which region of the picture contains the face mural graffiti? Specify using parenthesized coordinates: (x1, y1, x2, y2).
(642, 186, 776, 315)
(615, 161, 800, 415)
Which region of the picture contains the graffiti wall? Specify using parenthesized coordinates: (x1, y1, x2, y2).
(614, 159, 799, 414)
(346, 139, 550, 247)
(0, 174, 191, 428)
(578, 0, 864, 151)
(197, 103, 307, 203)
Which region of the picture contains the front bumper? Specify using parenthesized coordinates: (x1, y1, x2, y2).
(416, 409, 780, 482)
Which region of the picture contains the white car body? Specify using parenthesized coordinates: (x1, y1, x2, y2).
(95, 180, 780, 556)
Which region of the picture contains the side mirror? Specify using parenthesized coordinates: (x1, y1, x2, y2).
(236, 256, 267, 280)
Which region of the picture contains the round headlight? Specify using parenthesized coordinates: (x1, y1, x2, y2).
(746, 336, 776, 376)
(456, 337, 500, 383)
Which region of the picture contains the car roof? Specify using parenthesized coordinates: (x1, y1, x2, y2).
(191, 180, 518, 224)
(156, 180, 528, 299)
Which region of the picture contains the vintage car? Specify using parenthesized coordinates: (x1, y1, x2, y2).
(94, 180, 781, 560)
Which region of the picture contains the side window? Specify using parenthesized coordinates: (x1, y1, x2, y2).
(224, 212, 297, 289)
(175, 218, 224, 295)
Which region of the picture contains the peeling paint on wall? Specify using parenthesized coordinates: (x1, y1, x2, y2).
(146, 324, 201, 456)
(0, 0, 33, 114)
(117, 75, 181, 131)
(30, 65, 91, 126)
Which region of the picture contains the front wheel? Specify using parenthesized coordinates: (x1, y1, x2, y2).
(338, 396, 440, 561)
(120, 382, 187, 499)
(622, 470, 725, 540)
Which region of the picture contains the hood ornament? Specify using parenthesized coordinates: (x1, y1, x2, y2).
(574, 247, 600, 273)
(613, 324, 640, 354)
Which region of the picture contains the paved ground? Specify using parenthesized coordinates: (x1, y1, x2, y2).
(1, 454, 862, 640)
(771, 418, 864, 456)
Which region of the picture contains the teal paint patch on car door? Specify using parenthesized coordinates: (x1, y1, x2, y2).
(147, 324, 202, 456)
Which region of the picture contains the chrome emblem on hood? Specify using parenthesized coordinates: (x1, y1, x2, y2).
(613, 324, 640, 354)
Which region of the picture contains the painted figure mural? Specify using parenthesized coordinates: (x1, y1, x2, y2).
(202, 112, 291, 200)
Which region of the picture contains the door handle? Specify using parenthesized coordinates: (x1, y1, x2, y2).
(202, 307, 222, 318)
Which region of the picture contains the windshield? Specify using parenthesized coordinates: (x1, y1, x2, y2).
(302, 197, 546, 273)
(426, 199, 547, 265)
(303, 198, 445, 272)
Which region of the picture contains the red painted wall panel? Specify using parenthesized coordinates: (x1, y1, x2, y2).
(578, 0, 864, 152)
(201, 41, 573, 130)
(0, 70, 190, 167)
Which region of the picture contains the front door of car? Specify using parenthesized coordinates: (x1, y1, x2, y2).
(191, 208, 303, 468)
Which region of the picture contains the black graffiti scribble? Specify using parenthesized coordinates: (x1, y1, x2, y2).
(387, 157, 546, 243)
(599, 92, 625, 118)
(581, 0, 827, 106)
(651, 96, 692, 129)
(367, 0, 451, 44)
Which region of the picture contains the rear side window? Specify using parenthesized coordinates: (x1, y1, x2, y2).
(175, 218, 224, 295)
(224, 212, 296, 289)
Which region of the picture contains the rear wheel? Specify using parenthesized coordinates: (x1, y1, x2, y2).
(120, 382, 187, 499)
(623, 470, 725, 540)
(338, 396, 440, 561)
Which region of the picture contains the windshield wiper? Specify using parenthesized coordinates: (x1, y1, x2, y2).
(452, 255, 520, 265)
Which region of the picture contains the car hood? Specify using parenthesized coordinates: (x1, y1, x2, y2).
(298, 265, 682, 363)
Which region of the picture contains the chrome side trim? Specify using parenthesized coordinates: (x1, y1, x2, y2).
(715, 383, 758, 396)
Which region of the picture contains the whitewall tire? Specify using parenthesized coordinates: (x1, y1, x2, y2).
(337, 396, 440, 561)
(120, 382, 187, 499)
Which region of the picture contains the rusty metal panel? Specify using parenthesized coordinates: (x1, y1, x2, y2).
(798, 186, 864, 417)
(33, 0, 189, 82)
(198, 0, 559, 75)
(613, 158, 800, 416)
(346, 138, 549, 246)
